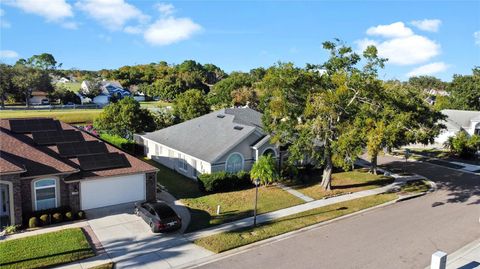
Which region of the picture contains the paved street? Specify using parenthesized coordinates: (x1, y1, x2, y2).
(192, 156, 480, 269)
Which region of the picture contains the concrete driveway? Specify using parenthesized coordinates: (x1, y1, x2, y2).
(86, 202, 213, 269)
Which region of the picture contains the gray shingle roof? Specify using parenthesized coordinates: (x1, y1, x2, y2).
(142, 107, 264, 163)
(441, 109, 480, 130)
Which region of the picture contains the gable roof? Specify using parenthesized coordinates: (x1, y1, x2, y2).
(0, 118, 157, 179)
(141, 107, 264, 163)
(441, 109, 480, 130)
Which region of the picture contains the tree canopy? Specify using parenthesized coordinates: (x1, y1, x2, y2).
(173, 89, 210, 121)
(94, 97, 156, 138)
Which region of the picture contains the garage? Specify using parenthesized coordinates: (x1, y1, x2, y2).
(80, 173, 146, 210)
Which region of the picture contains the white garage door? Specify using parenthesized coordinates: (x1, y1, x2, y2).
(80, 174, 146, 210)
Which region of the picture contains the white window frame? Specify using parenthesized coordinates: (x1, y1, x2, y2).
(177, 153, 188, 172)
(225, 152, 244, 173)
(33, 178, 58, 211)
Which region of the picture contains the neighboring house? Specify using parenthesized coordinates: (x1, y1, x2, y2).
(29, 91, 49, 105)
(58, 77, 70, 84)
(75, 92, 92, 105)
(81, 80, 131, 106)
(135, 107, 278, 180)
(434, 109, 480, 145)
(0, 118, 158, 227)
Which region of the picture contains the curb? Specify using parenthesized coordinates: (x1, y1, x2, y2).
(178, 197, 403, 269)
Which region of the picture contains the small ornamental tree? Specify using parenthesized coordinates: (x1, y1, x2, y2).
(250, 155, 279, 186)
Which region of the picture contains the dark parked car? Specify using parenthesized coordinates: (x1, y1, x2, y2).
(135, 201, 182, 233)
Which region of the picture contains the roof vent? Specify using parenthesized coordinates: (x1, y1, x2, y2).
(234, 126, 244, 130)
(217, 114, 225, 118)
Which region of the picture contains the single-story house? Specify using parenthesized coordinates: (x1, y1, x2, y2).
(0, 118, 158, 227)
(434, 109, 480, 145)
(134, 107, 278, 179)
(29, 91, 49, 105)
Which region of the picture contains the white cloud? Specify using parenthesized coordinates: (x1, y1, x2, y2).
(0, 8, 11, 28)
(144, 17, 202, 46)
(357, 21, 441, 65)
(407, 62, 449, 77)
(76, 0, 148, 30)
(124, 25, 143, 34)
(155, 3, 175, 16)
(366, 22, 413, 38)
(0, 50, 19, 59)
(474, 31, 480, 46)
(411, 19, 442, 32)
(7, 0, 73, 21)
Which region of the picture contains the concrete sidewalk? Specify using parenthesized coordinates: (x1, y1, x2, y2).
(445, 238, 480, 269)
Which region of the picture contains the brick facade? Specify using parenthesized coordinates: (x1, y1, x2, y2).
(0, 174, 23, 226)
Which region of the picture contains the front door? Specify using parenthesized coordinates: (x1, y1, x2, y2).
(0, 184, 10, 227)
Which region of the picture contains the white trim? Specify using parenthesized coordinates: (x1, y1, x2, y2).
(225, 152, 245, 173)
(32, 178, 59, 211)
(0, 181, 14, 225)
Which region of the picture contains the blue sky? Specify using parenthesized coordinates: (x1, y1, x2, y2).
(0, 0, 479, 81)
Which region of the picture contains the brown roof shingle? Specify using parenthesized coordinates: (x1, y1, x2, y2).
(0, 118, 157, 179)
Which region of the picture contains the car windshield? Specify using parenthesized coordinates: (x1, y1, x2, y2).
(151, 203, 177, 219)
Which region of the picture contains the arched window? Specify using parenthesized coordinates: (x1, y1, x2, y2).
(225, 153, 244, 173)
(262, 148, 276, 157)
(34, 179, 57, 210)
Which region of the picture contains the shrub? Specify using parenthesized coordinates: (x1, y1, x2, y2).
(39, 214, 50, 226)
(65, 211, 73, 221)
(28, 217, 38, 228)
(77, 211, 86, 219)
(250, 155, 279, 185)
(4, 225, 19, 235)
(445, 132, 480, 159)
(198, 171, 252, 192)
(52, 213, 63, 223)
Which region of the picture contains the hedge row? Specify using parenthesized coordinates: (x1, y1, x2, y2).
(198, 171, 252, 192)
(25, 206, 86, 229)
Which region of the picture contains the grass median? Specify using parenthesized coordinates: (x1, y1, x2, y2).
(0, 228, 94, 269)
(194, 193, 397, 253)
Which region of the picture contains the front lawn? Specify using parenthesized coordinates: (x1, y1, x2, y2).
(195, 193, 398, 253)
(145, 160, 303, 232)
(292, 169, 394, 200)
(183, 186, 304, 232)
(0, 109, 102, 124)
(139, 100, 172, 108)
(0, 228, 94, 269)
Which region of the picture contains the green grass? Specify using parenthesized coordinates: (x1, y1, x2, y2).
(183, 185, 304, 232)
(139, 100, 172, 108)
(144, 159, 303, 232)
(292, 169, 394, 200)
(195, 193, 398, 253)
(400, 180, 431, 194)
(58, 82, 82, 93)
(0, 109, 103, 124)
(0, 228, 94, 269)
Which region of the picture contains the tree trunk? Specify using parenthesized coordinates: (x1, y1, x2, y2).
(370, 152, 378, 175)
(0, 94, 5, 109)
(25, 92, 30, 108)
(320, 152, 333, 191)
